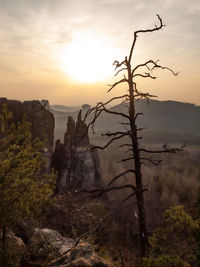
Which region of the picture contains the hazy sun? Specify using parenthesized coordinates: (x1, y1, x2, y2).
(59, 32, 119, 83)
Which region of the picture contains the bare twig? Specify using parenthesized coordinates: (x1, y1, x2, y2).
(107, 78, 128, 92)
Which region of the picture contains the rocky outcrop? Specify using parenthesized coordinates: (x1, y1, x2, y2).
(51, 110, 102, 193)
(29, 228, 76, 255)
(49, 242, 113, 267)
(64, 116, 76, 150)
(41, 99, 51, 111)
(15, 225, 113, 267)
(0, 98, 54, 153)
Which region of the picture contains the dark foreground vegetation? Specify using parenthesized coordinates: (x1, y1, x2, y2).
(0, 106, 200, 266)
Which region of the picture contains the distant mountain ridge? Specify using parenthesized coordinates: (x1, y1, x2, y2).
(51, 100, 200, 143)
(99, 100, 200, 136)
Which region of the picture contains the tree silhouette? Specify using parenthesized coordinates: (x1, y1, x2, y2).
(85, 15, 184, 261)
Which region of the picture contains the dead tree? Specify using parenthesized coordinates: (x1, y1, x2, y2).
(85, 15, 183, 260)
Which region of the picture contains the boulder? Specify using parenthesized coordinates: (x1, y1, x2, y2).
(48, 242, 113, 267)
(29, 228, 76, 256)
(27, 228, 76, 265)
(0, 229, 26, 266)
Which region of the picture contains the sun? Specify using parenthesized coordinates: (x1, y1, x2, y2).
(58, 32, 119, 83)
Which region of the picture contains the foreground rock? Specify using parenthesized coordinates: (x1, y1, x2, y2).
(0, 229, 26, 266)
(49, 242, 113, 267)
(29, 228, 76, 256)
(17, 226, 113, 267)
(51, 110, 102, 193)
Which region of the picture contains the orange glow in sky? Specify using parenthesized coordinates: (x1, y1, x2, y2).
(0, 0, 199, 106)
(58, 32, 120, 83)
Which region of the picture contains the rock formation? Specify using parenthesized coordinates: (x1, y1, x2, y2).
(0, 98, 55, 153)
(40, 99, 51, 111)
(13, 225, 114, 266)
(51, 110, 102, 192)
(30, 228, 76, 255)
(49, 241, 114, 267)
(81, 103, 91, 116)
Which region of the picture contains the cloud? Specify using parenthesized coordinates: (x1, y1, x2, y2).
(0, 0, 199, 104)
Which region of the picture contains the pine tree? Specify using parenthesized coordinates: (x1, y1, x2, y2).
(0, 104, 56, 254)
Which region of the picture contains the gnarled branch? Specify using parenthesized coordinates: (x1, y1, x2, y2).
(128, 15, 164, 62)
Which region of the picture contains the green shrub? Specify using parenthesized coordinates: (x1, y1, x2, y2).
(143, 255, 190, 267)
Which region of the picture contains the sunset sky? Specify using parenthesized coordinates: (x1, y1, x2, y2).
(0, 0, 199, 106)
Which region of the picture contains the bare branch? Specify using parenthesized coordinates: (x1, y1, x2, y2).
(113, 59, 126, 70)
(132, 59, 157, 75)
(134, 92, 157, 100)
(102, 131, 130, 137)
(133, 73, 157, 79)
(137, 127, 147, 132)
(87, 109, 103, 133)
(151, 60, 178, 76)
(119, 157, 134, 162)
(99, 104, 130, 120)
(97, 94, 129, 107)
(140, 145, 184, 154)
(84, 105, 102, 123)
(107, 78, 128, 92)
(119, 143, 132, 148)
(90, 184, 136, 199)
(115, 67, 127, 77)
(141, 157, 162, 166)
(107, 169, 136, 188)
(91, 133, 127, 150)
(128, 15, 164, 62)
(85, 100, 130, 133)
(132, 59, 178, 77)
(119, 122, 130, 126)
(134, 113, 143, 120)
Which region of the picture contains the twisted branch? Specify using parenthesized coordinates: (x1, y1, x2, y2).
(128, 14, 164, 63)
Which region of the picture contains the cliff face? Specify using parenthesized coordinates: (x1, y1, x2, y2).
(51, 110, 102, 192)
(0, 98, 55, 153)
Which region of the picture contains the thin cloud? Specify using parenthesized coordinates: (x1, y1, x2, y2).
(0, 0, 199, 104)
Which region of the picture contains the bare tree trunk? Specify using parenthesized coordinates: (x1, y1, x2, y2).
(127, 61, 148, 259)
(86, 15, 180, 264)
